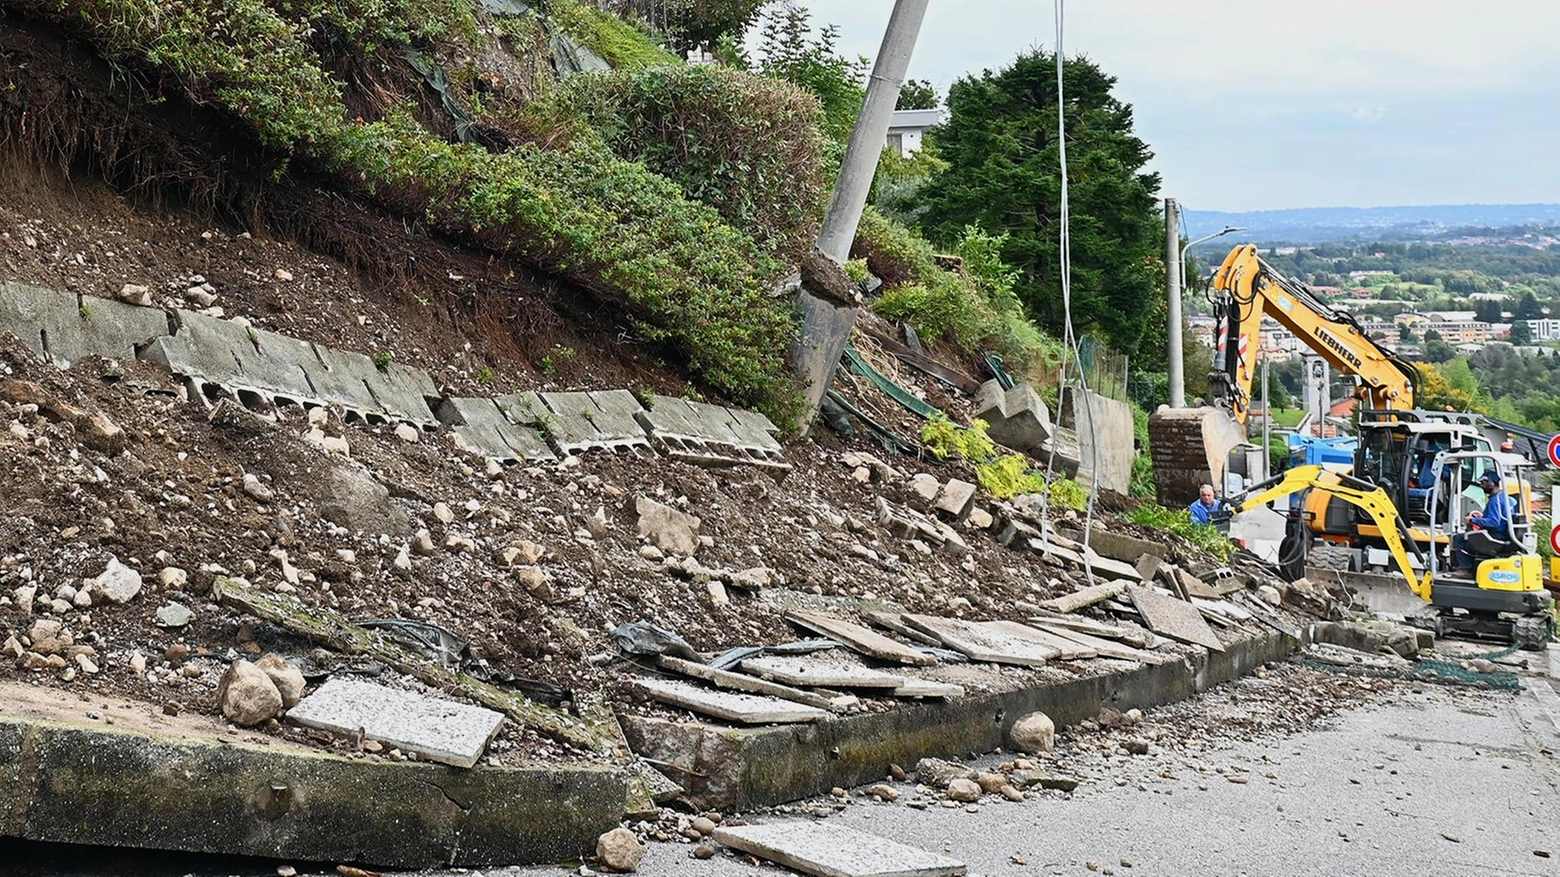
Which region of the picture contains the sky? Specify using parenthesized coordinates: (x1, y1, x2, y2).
(784, 1, 1560, 212)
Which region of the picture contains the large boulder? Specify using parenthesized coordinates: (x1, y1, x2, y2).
(255, 653, 307, 708)
(1009, 710, 1056, 754)
(596, 827, 645, 872)
(90, 558, 143, 604)
(634, 496, 702, 556)
(219, 659, 283, 726)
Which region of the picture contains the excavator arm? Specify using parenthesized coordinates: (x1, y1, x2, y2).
(1226, 464, 1434, 601)
(1209, 245, 1419, 424)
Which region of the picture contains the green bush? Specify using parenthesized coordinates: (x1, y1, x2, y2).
(1126, 502, 1235, 560)
(921, 415, 996, 462)
(542, 0, 681, 70)
(548, 65, 829, 260)
(975, 454, 1046, 499)
(49, 0, 805, 423)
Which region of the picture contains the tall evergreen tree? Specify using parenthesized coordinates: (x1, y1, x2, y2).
(919, 50, 1162, 355)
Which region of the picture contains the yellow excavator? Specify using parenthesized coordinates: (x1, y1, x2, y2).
(1223, 458, 1553, 649)
(1149, 244, 1511, 560)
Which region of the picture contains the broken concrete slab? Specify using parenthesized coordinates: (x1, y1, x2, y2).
(713, 821, 966, 877)
(1083, 546, 1143, 582)
(862, 611, 942, 647)
(0, 681, 622, 868)
(635, 678, 830, 724)
(973, 379, 1051, 452)
(636, 395, 789, 471)
(536, 390, 651, 454)
(657, 656, 847, 712)
(1028, 614, 1157, 649)
(1086, 529, 1167, 564)
(901, 615, 1058, 666)
(784, 610, 936, 667)
(0, 283, 172, 367)
(933, 479, 978, 522)
(1127, 586, 1224, 652)
(1026, 622, 1172, 664)
(1036, 582, 1127, 614)
(308, 343, 439, 425)
(977, 619, 1096, 661)
(437, 396, 556, 462)
(285, 677, 505, 769)
(740, 656, 908, 690)
(891, 678, 964, 698)
(1060, 388, 1135, 495)
(212, 577, 618, 752)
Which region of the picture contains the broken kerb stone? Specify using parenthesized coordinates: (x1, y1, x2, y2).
(712, 822, 966, 877)
(285, 677, 505, 768)
(536, 390, 651, 455)
(436, 396, 556, 463)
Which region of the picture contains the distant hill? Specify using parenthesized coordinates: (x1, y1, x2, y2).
(1183, 203, 1560, 247)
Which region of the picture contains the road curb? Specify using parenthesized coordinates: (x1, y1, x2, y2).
(0, 710, 625, 868)
(623, 631, 1297, 810)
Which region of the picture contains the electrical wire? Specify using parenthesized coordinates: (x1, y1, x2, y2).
(1036, 0, 1101, 585)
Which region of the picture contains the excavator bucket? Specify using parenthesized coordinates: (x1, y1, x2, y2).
(1147, 406, 1247, 506)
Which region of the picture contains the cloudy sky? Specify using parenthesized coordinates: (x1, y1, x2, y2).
(788, 1, 1560, 212)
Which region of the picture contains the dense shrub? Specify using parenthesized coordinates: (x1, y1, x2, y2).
(44, 0, 805, 422)
(542, 0, 681, 70)
(549, 65, 829, 261)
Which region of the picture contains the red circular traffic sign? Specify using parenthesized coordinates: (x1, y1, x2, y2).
(1550, 524, 1560, 556)
(1549, 434, 1560, 467)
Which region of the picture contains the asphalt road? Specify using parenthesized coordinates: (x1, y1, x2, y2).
(633, 669, 1560, 877)
(10, 648, 1560, 877)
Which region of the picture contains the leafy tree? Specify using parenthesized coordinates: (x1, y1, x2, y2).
(1399, 324, 1415, 342)
(896, 78, 938, 110)
(603, 0, 773, 55)
(1423, 328, 1443, 342)
(1424, 338, 1457, 363)
(1515, 290, 1545, 320)
(1510, 319, 1535, 345)
(751, 6, 865, 143)
(1473, 299, 1504, 323)
(919, 50, 1162, 356)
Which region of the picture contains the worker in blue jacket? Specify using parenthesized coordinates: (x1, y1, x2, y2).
(1188, 483, 1226, 526)
(1451, 472, 1514, 571)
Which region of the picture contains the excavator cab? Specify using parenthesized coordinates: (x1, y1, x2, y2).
(1415, 450, 1551, 648)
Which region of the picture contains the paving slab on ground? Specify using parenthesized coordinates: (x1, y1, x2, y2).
(740, 655, 909, 690)
(784, 610, 936, 666)
(656, 656, 842, 711)
(902, 615, 1058, 666)
(284, 677, 505, 768)
(1028, 612, 1157, 647)
(712, 821, 966, 877)
(978, 619, 1096, 660)
(1025, 621, 1172, 664)
(635, 677, 829, 724)
(1036, 581, 1128, 614)
(1127, 585, 1224, 652)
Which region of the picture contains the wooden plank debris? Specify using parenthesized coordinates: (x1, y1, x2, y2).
(713, 822, 966, 877)
(902, 615, 1058, 666)
(1127, 585, 1225, 652)
(635, 678, 829, 724)
(980, 620, 1096, 660)
(1036, 581, 1127, 614)
(740, 656, 908, 690)
(785, 610, 936, 666)
(1027, 622, 1173, 664)
(657, 656, 847, 711)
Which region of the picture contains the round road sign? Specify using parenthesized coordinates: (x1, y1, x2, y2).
(1549, 434, 1560, 467)
(1550, 524, 1560, 556)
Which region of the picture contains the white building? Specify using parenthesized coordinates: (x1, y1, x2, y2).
(1528, 318, 1560, 341)
(885, 108, 946, 156)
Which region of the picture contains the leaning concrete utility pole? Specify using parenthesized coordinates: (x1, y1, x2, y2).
(791, 0, 930, 431)
(1165, 197, 1185, 408)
